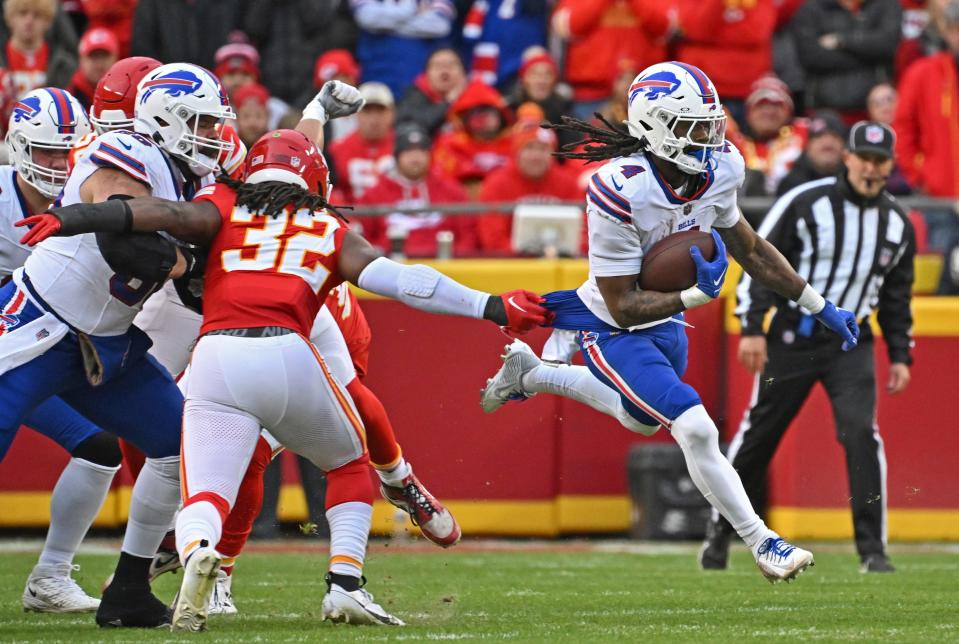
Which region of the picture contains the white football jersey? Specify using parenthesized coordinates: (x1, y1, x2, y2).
(577, 142, 745, 329)
(18, 130, 186, 335)
(0, 166, 36, 280)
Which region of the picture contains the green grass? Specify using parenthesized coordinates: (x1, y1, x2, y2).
(1, 541, 957, 642)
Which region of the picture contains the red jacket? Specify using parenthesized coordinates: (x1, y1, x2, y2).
(357, 169, 478, 258)
(328, 130, 395, 203)
(676, 0, 778, 100)
(894, 52, 959, 197)
(477, 161, 584, 253)
(553, 0, 671, 102)
(432, 82, 514, 185)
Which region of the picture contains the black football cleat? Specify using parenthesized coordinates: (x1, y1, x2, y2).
(96, 582, 172, 628)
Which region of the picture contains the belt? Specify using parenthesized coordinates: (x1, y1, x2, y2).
(204, 326, 296, 338)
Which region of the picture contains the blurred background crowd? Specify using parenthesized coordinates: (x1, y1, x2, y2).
(1, 0, 958, 291)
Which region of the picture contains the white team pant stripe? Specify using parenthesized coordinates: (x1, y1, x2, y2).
(586, 343, 671, 428)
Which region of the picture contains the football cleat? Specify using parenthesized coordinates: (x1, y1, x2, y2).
(753, 535, 814, 583)
(96, 581, 171, 628)
(208, 569, 237, 615)
(480, 340, 540, 413)
(22, 563, 100, 613)
(381, 471, 461, 548)
(149, 530, 182, 581)
(698, 521, 731, 570)
(321, 582, 404, 626)
(170, 545, 221, 632)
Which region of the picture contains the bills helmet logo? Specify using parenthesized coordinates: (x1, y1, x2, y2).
(139, 70, 204, 104)
(11, 96, 42, 123)
(629, 71, 681, 104)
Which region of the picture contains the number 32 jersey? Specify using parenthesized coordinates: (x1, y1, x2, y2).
(195, 182, 348, 337)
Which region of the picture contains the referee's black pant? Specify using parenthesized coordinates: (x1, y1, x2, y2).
(711, 317, 887, 559)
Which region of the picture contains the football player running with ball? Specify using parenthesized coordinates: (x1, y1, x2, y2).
(481, 62, 860, 583)
(21, 129, 548, 630)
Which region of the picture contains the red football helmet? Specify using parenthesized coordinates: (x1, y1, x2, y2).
(90, 56, 162, 134)
(245, 129, 330, 198)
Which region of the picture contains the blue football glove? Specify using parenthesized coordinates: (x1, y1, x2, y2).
(814, 300, 859, 351)
(688, 229, 728, 299)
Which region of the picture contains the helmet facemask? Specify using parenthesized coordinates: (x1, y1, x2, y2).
(7, 132, 73, 198)
(645, 107, 726, 175)
(162, 106, 235, 176)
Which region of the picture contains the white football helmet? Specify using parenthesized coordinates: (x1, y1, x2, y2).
(134, 63, 235, 176)
(6, 88, 91, 197)
(625, 61, 727, 175)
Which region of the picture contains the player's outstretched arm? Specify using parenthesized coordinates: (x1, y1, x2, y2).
(18, 197, 222, 247)
(338, 229, 550, 334)
(718, 217, 859, 350)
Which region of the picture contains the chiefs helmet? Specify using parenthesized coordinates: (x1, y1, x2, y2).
(90, 56, 162, 134)
(245, 129, 330, 198)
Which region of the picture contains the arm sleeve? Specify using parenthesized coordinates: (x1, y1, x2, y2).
(877, 217, 915, 365)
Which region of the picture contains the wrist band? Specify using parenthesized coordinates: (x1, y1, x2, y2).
(680, 286, 711, 309)
(796, 283, 826, 314)
(301, 101, 329, 126)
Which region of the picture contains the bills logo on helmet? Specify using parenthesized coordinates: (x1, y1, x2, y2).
(139, 70, 204, 103)
(629, 71, 681, 103)
(11, 96, 42, 123)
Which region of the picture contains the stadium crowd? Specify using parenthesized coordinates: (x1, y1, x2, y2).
(0, 0, 956, 284)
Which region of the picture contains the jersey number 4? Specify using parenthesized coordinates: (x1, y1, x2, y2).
(221, 207, 338, 292)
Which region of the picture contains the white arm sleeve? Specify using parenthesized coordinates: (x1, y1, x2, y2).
(357, 257, 490, 319)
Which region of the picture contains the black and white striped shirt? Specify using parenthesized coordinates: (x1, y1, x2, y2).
(736, 175, 915, 364)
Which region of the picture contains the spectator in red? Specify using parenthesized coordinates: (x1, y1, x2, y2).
(675, 0, 779, 126)
(477, 109, 583, 254)
(214, 39, 290, 130)
(0, 0, 77, 96)
(359, 122, 476, 258)
(432, 81, 514, 198)
(66, 27, 118, 110)
(80, 0, 136, 58)
(551, 0, 673, 119)
(328, 81, 396, 203)
(396, 47, 469, 137)
(232, 83, 271, 149)
(727, 75, 807, 198)
(792, 0, 902, 123)
(506, 47, 575, 149)
(314, 49, 361, 144)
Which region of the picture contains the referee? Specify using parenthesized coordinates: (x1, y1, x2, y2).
(700, 121, 915, 573)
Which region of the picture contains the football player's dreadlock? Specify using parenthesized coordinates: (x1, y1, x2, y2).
(217, 173, 349, 222)
(545, 113, 646, 163)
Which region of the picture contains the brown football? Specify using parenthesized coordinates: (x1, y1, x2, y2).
(637, 230, 716, 292)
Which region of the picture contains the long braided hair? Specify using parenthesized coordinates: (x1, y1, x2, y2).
(544, 113, 647, 163)
(216, 173, 349, 222)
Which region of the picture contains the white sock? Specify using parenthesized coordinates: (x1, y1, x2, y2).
(38, 458, 119, 566)
(175, 500, 224, 564)
(522, 363, 660, 436)
(121, 456, 181, 558)
(376, 458, 411, 486)
(326, 501, 372, 577)
(670, 405, 767, 549)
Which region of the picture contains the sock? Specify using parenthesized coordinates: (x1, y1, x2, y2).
(346, 378, 402, 468)
(111, 551, 152, 586)
(326, 501, 372, 578)
(216, 436, 273, 559)
(670, 406, 767, 549)
(120, 455, 181, 559)
(39, 458, 119, 566)
(327, 572, 361, 592)
(522, 363, 660, 435)
(376, 458, 412, 487)
(176, 499, 226, 565)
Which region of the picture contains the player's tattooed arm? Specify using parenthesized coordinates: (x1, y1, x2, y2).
(717, 218, 806, 301)
(596, 274, 685, 327)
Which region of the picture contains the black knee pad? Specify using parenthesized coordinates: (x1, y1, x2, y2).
(71, 432, 123, 467)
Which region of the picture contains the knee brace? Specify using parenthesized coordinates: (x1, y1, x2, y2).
(71, 432, 123, 467)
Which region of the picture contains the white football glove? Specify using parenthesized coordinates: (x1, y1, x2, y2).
(302, 81, 365, 125)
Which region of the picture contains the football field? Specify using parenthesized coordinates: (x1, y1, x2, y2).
(1, 539, 957, 642)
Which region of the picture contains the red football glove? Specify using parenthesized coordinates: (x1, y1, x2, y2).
(499, 289, 553, 335)
(16, 213, 62, 246)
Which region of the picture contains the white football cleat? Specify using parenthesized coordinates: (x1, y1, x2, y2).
(22, 563, 100, 613)
(170, 546, 221, 632)
(753, 535, 814, 583)
(480, 340, 541, 413)
(208, 570, 237, 616)
(321, 583, 404, 626)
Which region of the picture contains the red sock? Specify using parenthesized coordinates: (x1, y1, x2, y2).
(119, 439, 146, 480)
(216, 436, 273, 559)
(346, 378, 402, 469)
(325, 453, 374, 509)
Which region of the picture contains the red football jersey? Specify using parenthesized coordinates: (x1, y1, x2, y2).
(195, 182, 349, 336)
(324, 283, 372, 378)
